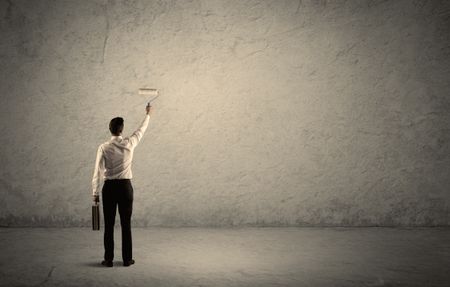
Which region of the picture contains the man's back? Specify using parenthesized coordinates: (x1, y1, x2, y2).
(100, 115, 149, 179)
(102, 136, 134, 179)
(92, 112, 151, 197)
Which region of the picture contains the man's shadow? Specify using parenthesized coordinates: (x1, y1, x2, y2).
(80, 262, 105, 268)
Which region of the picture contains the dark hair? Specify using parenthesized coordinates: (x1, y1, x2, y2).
(109, 117, 124, 135)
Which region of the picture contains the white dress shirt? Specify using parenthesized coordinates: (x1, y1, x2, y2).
(92, 114, 150, 196)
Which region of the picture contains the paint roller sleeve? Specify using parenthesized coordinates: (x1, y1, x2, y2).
(138, 88, 158, 96)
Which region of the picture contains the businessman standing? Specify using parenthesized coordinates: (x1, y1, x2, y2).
(91, 103, 152, 267)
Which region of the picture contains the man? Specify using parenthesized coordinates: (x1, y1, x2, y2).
(91, 103, 152, 267)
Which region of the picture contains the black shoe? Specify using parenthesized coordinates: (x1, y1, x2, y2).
(123, 259, 135, 267)
(101, 260, 113, 267)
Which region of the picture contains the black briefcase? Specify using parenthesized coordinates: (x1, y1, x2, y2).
(92, 203, 100, 230)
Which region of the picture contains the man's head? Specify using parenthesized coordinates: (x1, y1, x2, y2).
(109, 117, 124, 136)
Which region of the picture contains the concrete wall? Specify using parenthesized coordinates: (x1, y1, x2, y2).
(0, 0, 449, 227)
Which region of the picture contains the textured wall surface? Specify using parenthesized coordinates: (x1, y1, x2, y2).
(0, 0, 449, 227)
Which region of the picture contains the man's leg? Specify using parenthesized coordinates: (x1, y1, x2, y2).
(118, 179, 134, 262)
(102, 181, 117, 262)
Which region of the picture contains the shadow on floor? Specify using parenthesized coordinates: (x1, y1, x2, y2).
(80, 262, 106, 268)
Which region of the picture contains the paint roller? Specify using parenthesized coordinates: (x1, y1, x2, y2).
(139, 88, 160, 108)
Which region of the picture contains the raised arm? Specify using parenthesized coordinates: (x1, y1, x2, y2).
(127, 104, 153, 149)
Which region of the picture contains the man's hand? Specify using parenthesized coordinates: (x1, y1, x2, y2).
(93, 194, 99, 204)
(146, 103, 153, 115)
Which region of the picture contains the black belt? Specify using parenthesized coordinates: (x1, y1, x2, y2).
(105, 178, 131, 182)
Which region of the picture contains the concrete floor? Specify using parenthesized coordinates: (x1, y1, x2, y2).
(0, 227, 449, 287)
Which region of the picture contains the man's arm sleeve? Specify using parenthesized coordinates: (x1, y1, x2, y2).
(128, 114, 150, 148)
(91, 145, 105, 196)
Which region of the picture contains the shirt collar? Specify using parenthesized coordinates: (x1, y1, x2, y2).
(110, 135, 123, 141)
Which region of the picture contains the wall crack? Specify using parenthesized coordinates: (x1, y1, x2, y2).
(101, 0, 110, 64)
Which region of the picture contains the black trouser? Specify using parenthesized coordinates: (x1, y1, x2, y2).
(102, 179, 134, 262)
